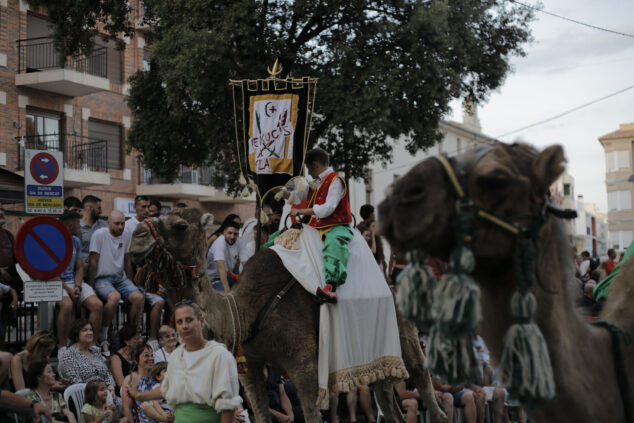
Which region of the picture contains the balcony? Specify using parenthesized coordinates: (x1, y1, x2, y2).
(15, 37, 110, 96)
(16, 134, 111, 187)
(138, 166, 255, 203)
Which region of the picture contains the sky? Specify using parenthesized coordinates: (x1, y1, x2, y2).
(447, 0, 634, 213)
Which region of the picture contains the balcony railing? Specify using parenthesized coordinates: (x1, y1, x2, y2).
(142, 165, 214, 185)
(16, 134, 109, 173)
(16, 37, 107, 78)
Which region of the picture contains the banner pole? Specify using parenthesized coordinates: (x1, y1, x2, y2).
(255, 195, 262, 251)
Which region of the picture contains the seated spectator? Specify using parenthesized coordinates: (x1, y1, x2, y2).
(473, 332, 505, 423)
(80, 195, 107, 262)
(64, 196, 83, 214)
(58, 319, 115, 388)
(429, 379, 454, 423)
(82, 379, 124, 423)
(153, 326, 178, 363)
(207, 221, 248, 292)
(110, 325, 139, 396)
(121, 343, 159, 423)
(58, 211, 103, 348)
(0, 350, 11, 387)
(148, 199, 162, 218)
(0, 203, 20, 344)
(10, 331, 56, 391)
(394, 381, 421, 423)
(280, 376, 306, 423)
(578, 280, 600, 316)
(0, 388, 50, 422)
(451, 386, 479, 423)
(264, 366, 296, 423)
(358, 219, 387, 280)
(89, 210, 144, 354)
(26, 360, 77, 423)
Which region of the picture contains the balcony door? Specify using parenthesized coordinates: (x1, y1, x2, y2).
(25, 109, 62, 151)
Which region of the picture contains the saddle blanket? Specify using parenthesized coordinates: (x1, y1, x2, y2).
(271, 225, 408, 408)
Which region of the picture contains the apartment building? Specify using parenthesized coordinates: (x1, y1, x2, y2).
(598, 122, 634, 251)
(0, 1, 253, 232)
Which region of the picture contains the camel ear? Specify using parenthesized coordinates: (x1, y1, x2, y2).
(533, 145, 566, 196)
(200, 213, 215, 231)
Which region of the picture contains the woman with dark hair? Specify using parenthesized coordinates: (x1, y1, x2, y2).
(110, 325, 140, 396)
(10, 331, 57, 391)
(58, 319, 116, 387)
(26, 361, 77, 423)
(207, 214, 241, 248)
(129, 302, 241, 423)
(121, 343, 161, 423)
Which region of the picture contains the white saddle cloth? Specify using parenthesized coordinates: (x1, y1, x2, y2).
(271, 225, 408, 408)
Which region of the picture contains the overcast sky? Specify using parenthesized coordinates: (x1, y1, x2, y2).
(447, 0, 634, 212)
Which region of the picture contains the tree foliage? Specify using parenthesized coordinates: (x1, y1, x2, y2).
(26, 0, 133, 58)
(33, 0, 535, 186)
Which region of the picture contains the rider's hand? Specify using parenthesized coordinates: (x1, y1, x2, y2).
(289, 208, 300, 217)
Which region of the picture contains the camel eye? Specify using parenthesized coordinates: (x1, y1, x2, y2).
(398, 184, 425, 204)
(174, 222, 189, 231)
(478, 172, 510, 191)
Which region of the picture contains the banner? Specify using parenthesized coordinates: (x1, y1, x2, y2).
(234, 77, 316, 200)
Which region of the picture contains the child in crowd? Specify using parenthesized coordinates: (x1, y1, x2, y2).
(139, 362, 174, 422)
(82, 379, 125, 423)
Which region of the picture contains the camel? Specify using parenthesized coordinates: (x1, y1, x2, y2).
(378, 142, 634, 423)
(128, 207, 446, 423)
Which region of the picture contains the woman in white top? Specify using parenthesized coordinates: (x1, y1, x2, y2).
(153, 325, 178, 363)
(129, 302, 241, 423)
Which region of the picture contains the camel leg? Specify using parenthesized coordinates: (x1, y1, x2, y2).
(372, 381, 405, 423)
(285, 361, 322, 423)
(396, 312, 447, 423)
(239, 361, 272, 423)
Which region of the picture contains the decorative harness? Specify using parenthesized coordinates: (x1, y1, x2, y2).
(135, 218, 203, 293)
(428, 145, 631, 419)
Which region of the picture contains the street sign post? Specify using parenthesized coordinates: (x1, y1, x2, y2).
(24, 149, 63, 214)
(14, 216, 73, 281)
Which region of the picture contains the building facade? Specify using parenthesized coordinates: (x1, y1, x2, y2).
(598, 122, 634, 251)
(0, 1, 253, 233)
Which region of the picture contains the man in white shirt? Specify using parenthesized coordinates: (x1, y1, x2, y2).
(89, 210, 144, 350)
(207, 221, 249, 292)
(578, 250, 591, 278)
(286, 148, 354, 303)
(123, 195, 150, 241)
(80, 195, 107, 261)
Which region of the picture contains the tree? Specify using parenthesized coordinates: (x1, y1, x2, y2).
(26, 0, 133, 59)
(33, 0, 536, 185)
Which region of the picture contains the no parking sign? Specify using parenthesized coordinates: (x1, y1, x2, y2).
(24, 149, 64, 214)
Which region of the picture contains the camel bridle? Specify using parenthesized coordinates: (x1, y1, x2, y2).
(135, 218, 204, 292)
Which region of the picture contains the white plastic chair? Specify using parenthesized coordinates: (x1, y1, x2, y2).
(64, 382, 87, 423)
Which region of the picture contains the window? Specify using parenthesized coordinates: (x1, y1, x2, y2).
(88, 119, 122, 169)
(610, 230, 633, 250)
(606, 150, 629, 172)
(608, 190, 632, 211)
(25, 109, 62, 150)
(95, 38, 122, 84)
(563, 183, 571, 196)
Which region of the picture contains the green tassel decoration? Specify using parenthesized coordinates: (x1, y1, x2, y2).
(427, 245, 481, 384)
(499, 238, 555, 405)
(396, 250, 436, 332)
(427, 208, 481, 384)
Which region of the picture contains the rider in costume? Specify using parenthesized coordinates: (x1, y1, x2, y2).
(287, 148, 353, 303)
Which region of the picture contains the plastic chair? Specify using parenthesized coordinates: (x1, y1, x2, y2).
(64, 382, 87, 423)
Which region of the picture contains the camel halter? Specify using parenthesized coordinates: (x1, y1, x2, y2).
(397, 145, 576, 406)
(134, 218, 204, 293)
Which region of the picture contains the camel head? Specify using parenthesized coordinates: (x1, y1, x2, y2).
(129, 208, 214, 299)
(379, 142, 566, 268)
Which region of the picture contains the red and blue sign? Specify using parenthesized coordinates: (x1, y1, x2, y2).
(14, 216, 73, 280)
(30, 152, 59, 184)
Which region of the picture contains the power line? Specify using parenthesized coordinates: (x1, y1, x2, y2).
(496, 84, 634, 138)
(509, 0, 634, 39)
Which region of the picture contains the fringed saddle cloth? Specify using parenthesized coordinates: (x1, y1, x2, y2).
(271, 226, 408, 409)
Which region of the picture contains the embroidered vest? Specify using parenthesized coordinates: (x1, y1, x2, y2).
(305, 171, 352, 229)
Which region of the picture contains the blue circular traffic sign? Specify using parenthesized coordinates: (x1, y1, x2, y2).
(30, 152, 59, 185)
(14, 216, 73, 280)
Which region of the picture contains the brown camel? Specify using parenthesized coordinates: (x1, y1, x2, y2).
(128, 207, 446, 423)
(379, 142, 634, 423)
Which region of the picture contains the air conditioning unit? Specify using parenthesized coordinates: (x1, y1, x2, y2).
(179, 167, 198, 184)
